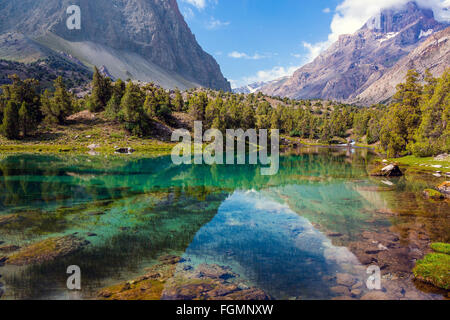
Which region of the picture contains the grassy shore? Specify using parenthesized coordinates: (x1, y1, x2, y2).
(389, 155, 450, 173)
(0, 111, 175, 155)
(1, 112, 448, 175)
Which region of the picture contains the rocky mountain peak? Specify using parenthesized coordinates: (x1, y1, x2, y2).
(0, 0, 231, 91)
(260, 1, 449, 104)
(363, 1, 439, 34)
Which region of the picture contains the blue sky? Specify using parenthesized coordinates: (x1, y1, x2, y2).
(177, 0, 340, 88)
(176, 0, 450, 88)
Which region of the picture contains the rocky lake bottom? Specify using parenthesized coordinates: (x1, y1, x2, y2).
(0, 147, 448, 300)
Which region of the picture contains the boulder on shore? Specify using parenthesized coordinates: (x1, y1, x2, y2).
(423, 189, 445, 200)
(370, 163, 403, 177)
(114, 147, 135, 154)
(437, 181, 450, 197)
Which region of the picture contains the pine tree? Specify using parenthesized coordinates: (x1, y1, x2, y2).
(89, 66, 112, 112)
(1, 75, 42, 129)
(143, 94, 157, 119)
(120, 82, 147, 136)
(380, 70, 424, 157)
(241, 104, 255, 130)
(2, 101, 19, 139)
(52, 77, 73, 124)
(18, 102, 32, 137)
(188, 92, 207, 121)
(411, 69, 450, 156)
(105, 79, 126, 120)
(40, 89, 58, 124)
(173, 89, 184, 112)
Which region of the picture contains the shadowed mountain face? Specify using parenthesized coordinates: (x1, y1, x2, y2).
(261, 2, 449, 104)
(0, 0, 231, 91)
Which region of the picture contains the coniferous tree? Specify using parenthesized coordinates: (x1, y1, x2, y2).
(1, 75, 42, 130)
(105, 79, 126, 120)
(89, 66, 112, 112)
(380, 70, 423, 157)
(241, 104, 255, 130)
(120, 82, 147, 136)
(2, 101, 19, 139)
(173, 89, 184, 112)
(46, 77, 73, 124)
(18, 102, 32, 137)
(410, 69, 450, 156)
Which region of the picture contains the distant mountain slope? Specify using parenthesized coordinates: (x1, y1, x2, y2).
(0, 57, 92, 89)
(353, 26, 450, 105)
(232, 78, 289, 94)
(261, 2, 449, 104)
(0, 0, 231, 91)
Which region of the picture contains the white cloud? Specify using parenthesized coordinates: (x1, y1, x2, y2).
(234, 0, 450, 88)
(206, 17, 230, 29)
(303, 0, 450, 62)
(181, 7, 195, 20)
(228, 51, 269, 60)
(232, 65, 299, 88)
(302, 41, 330, 62)
(181, 0, 207, 10)
(323, 8, 331, 13)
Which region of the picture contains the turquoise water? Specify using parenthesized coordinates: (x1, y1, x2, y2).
(0, 148, 448, 300)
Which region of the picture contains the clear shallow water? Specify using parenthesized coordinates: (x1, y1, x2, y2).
(0, 148, 448, 300)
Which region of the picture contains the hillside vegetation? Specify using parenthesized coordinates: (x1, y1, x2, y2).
(0, 67, 448, 159)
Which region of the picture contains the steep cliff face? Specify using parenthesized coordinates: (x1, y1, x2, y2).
(261, 2, 448, 103)
(0, 0, 231, 91)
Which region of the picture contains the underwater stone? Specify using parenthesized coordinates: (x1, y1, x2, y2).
(7, 235, 89, 266)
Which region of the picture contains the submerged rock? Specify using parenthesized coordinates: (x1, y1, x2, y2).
(158, 255, 182, 265)
(0, 214, 21, 226)
(361, 291, 390, 300)
(336, 273, 357, 287)
(222, 288, 271, 300)
(98, 256, 179, 300)
(331, 286, 351, 295)
(7, 235, 89, 266)
(195, 264, 237, 281)
(0, 245, 21, 253)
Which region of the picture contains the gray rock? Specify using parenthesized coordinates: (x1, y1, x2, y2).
(0, 0, 231, 91)
(361, 291, 390, 300)
(336, 273, 357, 287)
(114, 147, 135, 154)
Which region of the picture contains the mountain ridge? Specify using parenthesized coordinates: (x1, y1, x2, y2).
(260, 1, 449, 104)
(0, 0, 231, 91)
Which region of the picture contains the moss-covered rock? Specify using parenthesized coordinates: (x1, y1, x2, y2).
(7, 235, 89, 266)
(423, 189, 445, 200)
(98, 256, 179, 300)
(413, 243, 450, 290)
(0, 214, 21, 226)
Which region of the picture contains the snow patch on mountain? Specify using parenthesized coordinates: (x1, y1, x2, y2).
(419, 28, 434, 38)
(379, 32, 399, 43)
